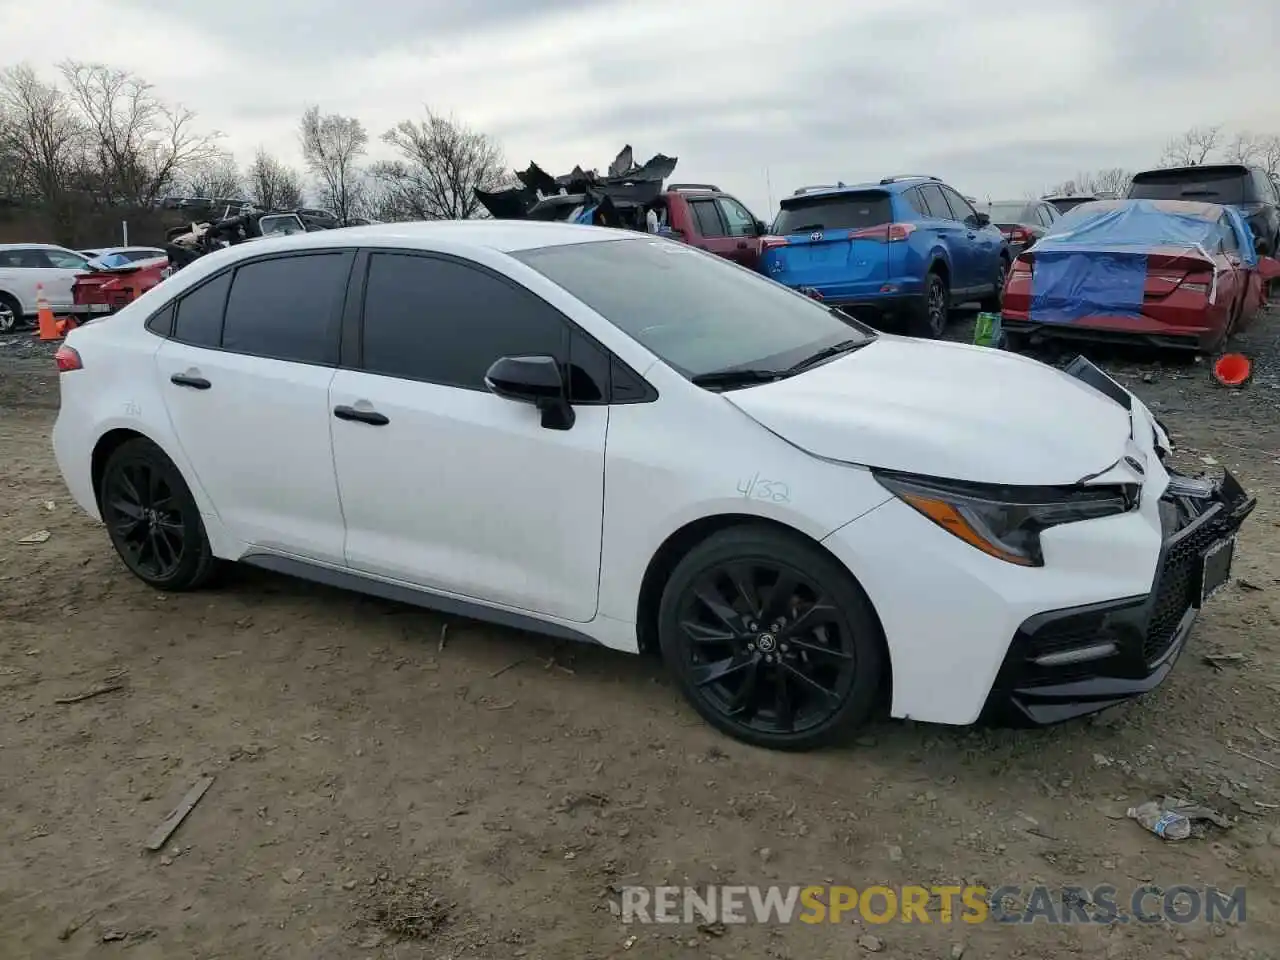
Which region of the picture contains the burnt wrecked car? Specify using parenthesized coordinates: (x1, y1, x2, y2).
(475, 144, 679, 232)
(163, 209, 339, 273)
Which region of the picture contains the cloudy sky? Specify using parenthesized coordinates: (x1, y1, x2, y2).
(3, 0, 1277, 217)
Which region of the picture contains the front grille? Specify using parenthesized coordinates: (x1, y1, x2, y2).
(1144, 485, 1246, 663)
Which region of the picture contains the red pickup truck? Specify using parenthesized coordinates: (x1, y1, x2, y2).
(657, 184, 769, 270)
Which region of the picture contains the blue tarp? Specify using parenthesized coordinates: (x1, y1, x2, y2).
(1027, 199, 1254, 324)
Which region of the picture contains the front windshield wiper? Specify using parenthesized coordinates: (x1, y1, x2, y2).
(690, 368, 786, 391)
(783, 338, 869, 375)
(784, 223, 825, 234)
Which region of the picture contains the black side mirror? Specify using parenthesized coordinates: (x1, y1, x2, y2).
(754, 219, 768, 236)
(484, 355, 575, 430)
(973, 212, 991, 227)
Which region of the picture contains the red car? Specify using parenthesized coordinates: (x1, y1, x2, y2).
(1001, 199, 1278, 352)
(72, 256, 169, 316)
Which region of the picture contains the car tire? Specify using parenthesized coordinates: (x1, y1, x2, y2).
(978, 256, 1009, 313)
(907, 269, 949, 338)
(657, 525, 885, 751)
(0, 293, 21, 333)
(98, 437, 218, 591)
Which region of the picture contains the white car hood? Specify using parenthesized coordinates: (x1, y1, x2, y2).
(724, 335, 1133, 485)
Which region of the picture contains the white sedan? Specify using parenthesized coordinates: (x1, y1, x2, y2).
(0, 243, 92, 331)
(50, 221, 1254, 749)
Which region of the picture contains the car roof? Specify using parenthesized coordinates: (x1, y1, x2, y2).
(90, 246, 164, 255)
(1132, 164, 1251, 180)
(0, 242, 77, 251)
(216, 219, 632, 255)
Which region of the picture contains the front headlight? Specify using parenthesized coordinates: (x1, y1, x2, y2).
(873, 470, 1138, 567)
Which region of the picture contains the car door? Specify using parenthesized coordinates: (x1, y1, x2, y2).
(941, 186, 997, 293)
(916, 184, 972, 289)
(686, 198, 739, 261)
(152, 250, 353, 563)
(328, 250, 608, 623)
(714, 195, 765, 269)
(39, 247, 93, 310)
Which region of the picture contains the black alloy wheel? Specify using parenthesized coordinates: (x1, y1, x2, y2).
(659, 527, 883, 750)
(100, 438, 217, 590)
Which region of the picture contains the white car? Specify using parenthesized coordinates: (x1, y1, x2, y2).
(50, 222, 1255, 749)
(0, 243, 93, 332)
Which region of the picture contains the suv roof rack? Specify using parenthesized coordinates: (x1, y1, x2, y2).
(791, 182, 847, 196)
(878, 174, 940, 185)
(667, 183, 720, 193)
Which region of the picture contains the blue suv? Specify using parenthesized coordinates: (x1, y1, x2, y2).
(761, 175, 1010, 337)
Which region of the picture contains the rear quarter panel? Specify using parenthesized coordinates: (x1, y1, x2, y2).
(52, 306, 239, 557)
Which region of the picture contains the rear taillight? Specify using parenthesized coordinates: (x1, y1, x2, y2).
(1011, 257, 1033, 275)
(1009, 228, 1030, 243)
(54, 344, 82, 372)
(847, 223, 916, 242)
(761, 236, 789, 250)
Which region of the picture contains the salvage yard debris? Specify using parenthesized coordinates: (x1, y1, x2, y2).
(144, 775, 215, 852)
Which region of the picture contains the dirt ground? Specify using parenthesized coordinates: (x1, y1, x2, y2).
(2, 314, 1280, 960)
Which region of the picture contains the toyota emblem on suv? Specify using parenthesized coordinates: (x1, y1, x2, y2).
(809, 231, 824, 242)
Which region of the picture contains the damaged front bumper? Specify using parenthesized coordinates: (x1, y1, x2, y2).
(982, 468, 1256, 725)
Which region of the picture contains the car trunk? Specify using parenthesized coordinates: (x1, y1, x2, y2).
(73, 262, 160, 308)
(766, 191, 894, 287)
(1007, 248, 1216, 324)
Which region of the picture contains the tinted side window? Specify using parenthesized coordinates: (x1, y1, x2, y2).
(221, 253, 351, 365)
(901, 188, 929, 217)
(941, 186, 978, 222)
(173, 271, 232, 348)
(146, 303, 175, 337)
(716, 197, 758, 237)
(690, 200, 725, 238)
(917, 184, 949, 219)
(361, 253, 568, 390)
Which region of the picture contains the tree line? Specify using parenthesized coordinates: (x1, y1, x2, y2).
(1043, 126, 1280, 198)
(0, 60, 511, 243)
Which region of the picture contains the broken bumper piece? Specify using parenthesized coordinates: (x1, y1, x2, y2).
(982, 468, 1256, 726)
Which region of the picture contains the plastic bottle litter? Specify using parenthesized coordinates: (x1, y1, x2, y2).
(1127, 801, 1192, 841)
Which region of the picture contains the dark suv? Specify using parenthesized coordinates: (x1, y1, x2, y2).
(1126, 164, 1280, 256)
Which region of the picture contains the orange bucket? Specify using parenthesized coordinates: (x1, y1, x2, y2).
(1212, 353, 1250, 387)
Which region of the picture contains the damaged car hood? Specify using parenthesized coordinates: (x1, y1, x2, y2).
(722, 336, 1134, 485)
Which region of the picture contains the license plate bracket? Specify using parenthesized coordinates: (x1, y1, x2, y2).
(1199, 536, 1235, 605)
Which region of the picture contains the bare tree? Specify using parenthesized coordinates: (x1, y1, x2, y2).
(369, 110, 508, 221)
(1224, 131, 1262, 165)
(1258, 135, 1280, 178)
(0, 64, 84, 203)
(299, 105, 367, 223)
(1160, 125, 1223, 167)
(245, 147, 303, 210)
(58, 61, 220, 204)
(179, 153, 245, 199)
(1044, 168, 1132, 198)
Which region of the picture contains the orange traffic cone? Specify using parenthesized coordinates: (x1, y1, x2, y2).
(34, 284, 59, 341)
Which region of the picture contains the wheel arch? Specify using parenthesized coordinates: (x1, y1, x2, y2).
(90, 426, 196, 511)
(633, 514, 892, 691)
(926, 254, 950, 285)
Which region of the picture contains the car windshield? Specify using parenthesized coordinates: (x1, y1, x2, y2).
(87, 253, 135, 269)
(1128, 170, 1249, 204)
(771, 192, 893, 235)
(988, 202, 1031, 223)
(512, 237, 876, 380)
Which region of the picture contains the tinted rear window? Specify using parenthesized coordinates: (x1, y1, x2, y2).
(1128, 169, 1251, 204)
(772, 193, 892, 234)
(988, 202, 1031, 223)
